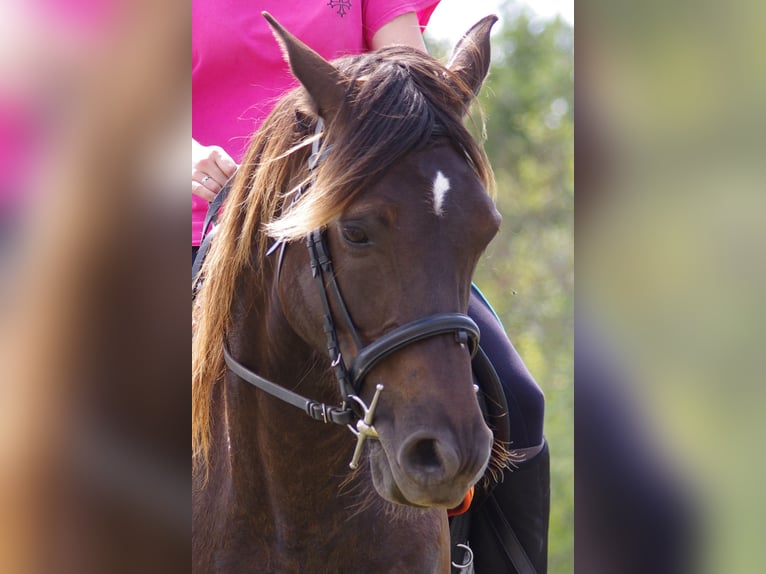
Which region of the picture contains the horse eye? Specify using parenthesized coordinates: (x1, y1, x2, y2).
(341, 225, 369, 245)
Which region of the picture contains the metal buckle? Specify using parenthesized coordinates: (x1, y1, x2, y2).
(306, 401, 330, 424)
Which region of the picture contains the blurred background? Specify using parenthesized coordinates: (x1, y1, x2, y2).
(575, 0, 766, 571)
(0, 0, 190, 572)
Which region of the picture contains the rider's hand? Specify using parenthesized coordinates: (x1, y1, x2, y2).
(192, 139, 238, 201)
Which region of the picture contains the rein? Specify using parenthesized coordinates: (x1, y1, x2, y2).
(194, 119, 482, 469)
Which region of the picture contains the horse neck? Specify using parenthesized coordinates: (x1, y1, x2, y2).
(221, 275, 356, 515)
(203, 272, 450, 573)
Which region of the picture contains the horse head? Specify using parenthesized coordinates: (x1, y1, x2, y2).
(264, 13, 501, 509)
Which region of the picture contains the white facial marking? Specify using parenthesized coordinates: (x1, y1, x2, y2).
(432, 170, 450, 217)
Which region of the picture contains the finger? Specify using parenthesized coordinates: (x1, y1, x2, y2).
(192, 169, 227, 200)
(193, 162, 228, 190)
(192, 180, 216, 202)
(210, 147, 238, 178)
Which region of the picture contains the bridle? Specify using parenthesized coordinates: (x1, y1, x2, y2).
(202, 119, 483, 469)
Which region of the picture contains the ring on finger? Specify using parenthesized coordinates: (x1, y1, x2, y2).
(201, 175, 211, 185)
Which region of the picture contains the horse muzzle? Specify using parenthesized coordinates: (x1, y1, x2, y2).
(370, 420, 492, 508)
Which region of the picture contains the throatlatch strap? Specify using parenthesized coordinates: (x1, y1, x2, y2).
(222, 344, 354, 426)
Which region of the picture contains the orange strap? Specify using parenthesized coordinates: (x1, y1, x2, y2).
(447, 486, 475, 517)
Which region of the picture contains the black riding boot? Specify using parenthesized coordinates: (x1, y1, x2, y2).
(468, 441, 551, 574)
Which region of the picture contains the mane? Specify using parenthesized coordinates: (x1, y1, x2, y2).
(192, 46, 495, 471)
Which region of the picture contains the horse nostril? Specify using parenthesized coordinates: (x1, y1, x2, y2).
(411, 439, 441, 471)
(399, 435, 460, 480)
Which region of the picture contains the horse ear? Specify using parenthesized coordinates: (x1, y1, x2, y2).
(447, 15, 498, 107)
(262, 11, 347, 121)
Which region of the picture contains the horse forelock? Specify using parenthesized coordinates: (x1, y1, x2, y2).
(192, 46, 494, 473)
(266, 46, 494, 240)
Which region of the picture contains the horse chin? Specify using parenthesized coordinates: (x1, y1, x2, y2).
(369, 464, 425, 507)
(367, 442, 473, 509)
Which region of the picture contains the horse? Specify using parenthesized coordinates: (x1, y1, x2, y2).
(193, 13, 503, 573)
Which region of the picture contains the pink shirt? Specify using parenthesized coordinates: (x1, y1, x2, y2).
(192, 0, 440, 245)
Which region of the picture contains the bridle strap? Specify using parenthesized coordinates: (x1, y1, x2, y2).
(222, 344, 355, 425)
(307, 231, 357, 402)
(307, 229, 364, 352)
(349, 313, 480, 385)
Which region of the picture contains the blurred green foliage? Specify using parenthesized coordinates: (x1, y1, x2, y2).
(429, 4, 573, 571)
